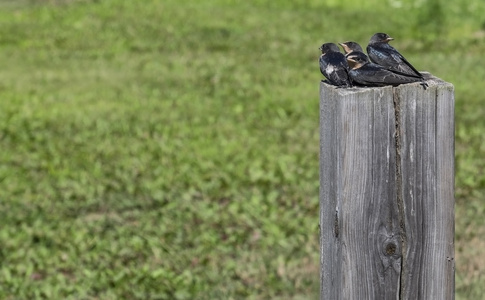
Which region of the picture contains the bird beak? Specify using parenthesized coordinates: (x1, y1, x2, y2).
(346, 57, 356, 68)
(386, 37, 394, 42)
(338, 43, 349, 52)
(346, 56, 362, 69)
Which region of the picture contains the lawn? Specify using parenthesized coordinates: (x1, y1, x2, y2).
(0, 0, 484, 299)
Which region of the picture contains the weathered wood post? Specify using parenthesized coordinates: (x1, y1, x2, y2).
(319, 74, 455, 299)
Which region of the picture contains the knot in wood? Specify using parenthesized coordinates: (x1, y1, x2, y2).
(385, 242, 397, 256)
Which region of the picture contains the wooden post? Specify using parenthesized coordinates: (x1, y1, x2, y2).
(319, 74, 454, 299)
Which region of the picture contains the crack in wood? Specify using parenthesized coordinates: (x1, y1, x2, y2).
(393, 88, 407, 299)
(334, 209, 339, 238)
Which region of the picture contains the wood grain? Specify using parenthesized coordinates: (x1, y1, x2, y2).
(319, 76, 454, 299)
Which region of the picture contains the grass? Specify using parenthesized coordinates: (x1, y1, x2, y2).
(0, 0, 484, 299)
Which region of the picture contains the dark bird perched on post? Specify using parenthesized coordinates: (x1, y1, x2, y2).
(366, 32, 423, 79)
(319, 43, 352, 88)
(338, 41, 364, 58)
(346, 51, 426, 88)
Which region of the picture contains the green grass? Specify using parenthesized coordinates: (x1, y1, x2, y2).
(0, 0, 484, 299)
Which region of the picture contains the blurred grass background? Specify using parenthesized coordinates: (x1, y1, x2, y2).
(0, 0, 484, 299)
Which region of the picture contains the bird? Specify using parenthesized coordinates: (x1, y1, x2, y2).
(366, 32, 423, 79)
(319, 43, 352, 87)
(346, 51, 426, 88)
(338, 41, 364, 58)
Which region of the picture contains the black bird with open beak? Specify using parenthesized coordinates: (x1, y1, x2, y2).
(319, 43, 352, 88)
(338, 41, 364, 58)
(346, 51, 426, 88)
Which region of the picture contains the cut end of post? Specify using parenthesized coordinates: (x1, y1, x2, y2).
(320, 72, 453, 95)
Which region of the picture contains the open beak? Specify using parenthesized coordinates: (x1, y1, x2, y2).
(338, 43, 349, 52)
(346, 57, 358, 69)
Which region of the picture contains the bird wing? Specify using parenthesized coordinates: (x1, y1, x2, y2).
(378, 68, 420, 85)
(367, 44, 422, 78)
(367, 45, 387, 64)
(319, 55, 328, 76)
(390, 51, 422, 78)
(352, 64, 419, 86)
(330, 53, 352, 86)
(320, 53, 351, 87)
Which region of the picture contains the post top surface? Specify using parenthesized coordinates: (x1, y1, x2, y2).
(320, 72, 453, 96)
